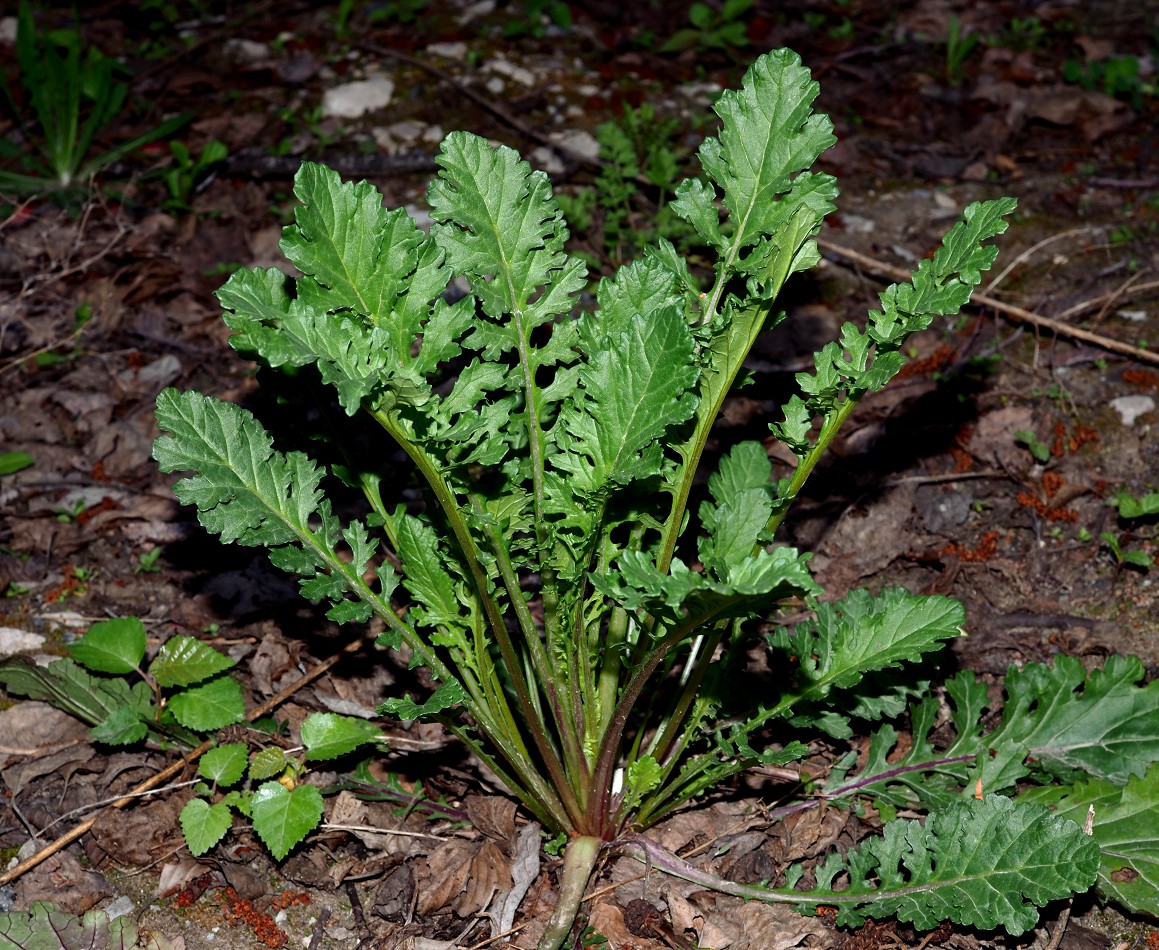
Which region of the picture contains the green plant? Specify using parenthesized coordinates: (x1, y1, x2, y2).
(1100, 489, 1159, 571)
(1100, 531, 1153, 570)
(1014, 428, 1051, 463)
(0, 617, 241, 748)
(182, 713, 383, 859)
(147, 49, 1150, 948)
(0, 616, 382, 857)
(661, 0, 753, 53)
(135, 547, 164, 573)
(0, 451, 34, 476)
(558, 103, 694, 270)
(1064, 54, 1157, 108)
(993, 16, 1047, 52)
(501, 0, 572, 39)
(0, 2, 189, 196)
(0, 901, 180, 950)
(162, 138, 227, 212)
(944, 15, 980, 87)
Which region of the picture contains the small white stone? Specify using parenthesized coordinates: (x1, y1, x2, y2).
(552, 129, 601, 162)
(322, 77, 395, 119)
(484, 76, 505, 95)
(384, 119, 426, 143)
(422, 124, 444, 144)
(103, 897, 135, 921)
(488, 58, 536, 87)
(458, 0, 496, 24)
(0, 628, 46, 656)
(529, 146, 566, 176)
(1117, 310, 1147, 322)
(1110, 394, 1155, 426)
(222, 38, 269, 63)
(1, 16, 19, 42)
(838, 213, 876, 234)
(425, 41, 468, 61)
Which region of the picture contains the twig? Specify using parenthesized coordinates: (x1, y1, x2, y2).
(307, 907, 330, 950)
(983, 227, 1091, 296)
(817, 237, 1159, 366)
(320, 823, 446, 842)
(0, 635, 368, 885)
(1052, 280, 1159, 322)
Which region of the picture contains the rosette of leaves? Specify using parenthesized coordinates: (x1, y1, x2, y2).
(151, 48, 1098, 949)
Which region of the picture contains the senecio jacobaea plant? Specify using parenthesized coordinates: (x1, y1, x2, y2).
(154, 50, 1102, 948)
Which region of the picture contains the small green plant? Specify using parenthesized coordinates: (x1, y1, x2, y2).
(0, 617, 242, 748)
(1100, 530, 1154, 570)
(944, 15, 980, 87)
(0, 2, 189, 196)
(53, 498, 88, 523)
(661, 0, 753, 53)
(501, 0, 572, 39)
(558, 103, 694, 270)
(0, 616, 382, 857)
(146, 48, 1159, 949)
(993, 16, 1047, 52)
(162, 138, 228, 212)
(1101, 489, 1159, 571)
(182, 713, 383, 859)
(1064, 54, 1157, 108)
(1014, 428, 1051, 463)
(135, 547, 165, 573)
(0, 451, 34, 476)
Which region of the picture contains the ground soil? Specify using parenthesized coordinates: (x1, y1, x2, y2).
(1, 1, 1158, 949)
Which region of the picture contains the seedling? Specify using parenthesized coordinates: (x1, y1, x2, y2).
(1014, 428, 1051, 463)
(182, 713, 383, 859)
(944, 15, 980, 87)
(0, 2, 189, 196)
(1100, 531, 1154, 570)
(501, 0, 572, 39)
(558, 103, 694, 270)
(660, 0, 753, 54)
(135, 547, 164, 574)
(146, 49, 1159, 948)
(162, 138, 228, 212)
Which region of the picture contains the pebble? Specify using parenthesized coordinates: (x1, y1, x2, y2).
(1110, 394, 1155, 426)
(425, 41, 467, 61)
(0, 628, 45, 655)
(552, 128, 600, 162)
(322, 77, 395, 119)
(103, 896, 136, 921)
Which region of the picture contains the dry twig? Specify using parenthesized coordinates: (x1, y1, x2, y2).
(818, 237, 1159, 366)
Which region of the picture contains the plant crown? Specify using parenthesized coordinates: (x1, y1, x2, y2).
(150, 48, 1130, 946)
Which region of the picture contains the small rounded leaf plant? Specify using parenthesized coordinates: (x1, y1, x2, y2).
(154, 49, 1100, 949)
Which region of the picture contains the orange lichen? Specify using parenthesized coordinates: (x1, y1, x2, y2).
(897, 344, 954, 379)
(950, 447, 974, 473)
(1050, 421, 1099, 458)
(1123, 368, 1159, 390)
(217, 886, 288, 949)
(1017, 491, 1079, 523)
(1041, 471, 1064, 499)
(941, 530, 999, 562)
